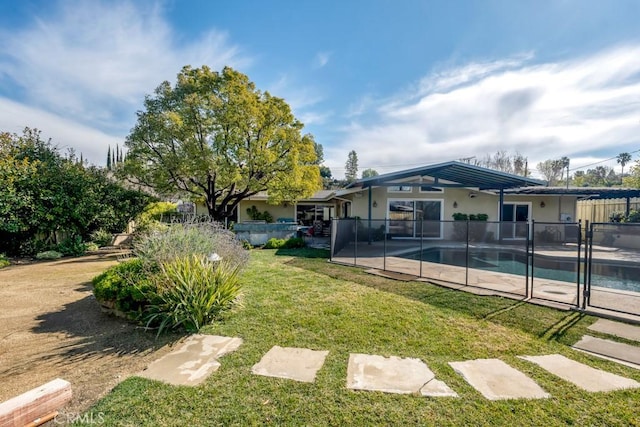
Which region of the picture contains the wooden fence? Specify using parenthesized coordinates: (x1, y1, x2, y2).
(576, 198, 640, 223)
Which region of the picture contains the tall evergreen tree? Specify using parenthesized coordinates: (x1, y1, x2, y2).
(106, 145, 112, 170)
(345, 150, 359, 183)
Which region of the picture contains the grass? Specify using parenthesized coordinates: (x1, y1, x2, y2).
(83, 249, 640, 426)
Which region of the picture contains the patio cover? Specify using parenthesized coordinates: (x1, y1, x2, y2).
(344, 161, 545, 232)
(345, 161, 545, 190)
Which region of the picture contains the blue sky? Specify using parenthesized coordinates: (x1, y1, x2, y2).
(1, 0, 639, 179)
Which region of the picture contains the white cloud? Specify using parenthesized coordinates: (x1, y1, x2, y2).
(327, 46, 640, 176)
(0, 96, 123, 165)
(313, 51, 331, 68)
(0, 0, 249, 155)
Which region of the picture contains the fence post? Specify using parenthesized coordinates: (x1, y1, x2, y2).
(354, 218, 358, 266)
(383, 218, 387, 271)
(465, 219, 470, 286)
(526, 220, 531, 299)
(575, 220, 582, 309)
(419, 219, 424, 278)
(584, 220, 593, 309)
(330, 219, 336, 262)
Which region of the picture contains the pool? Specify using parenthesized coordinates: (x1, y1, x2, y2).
(404, 247, 640, 293)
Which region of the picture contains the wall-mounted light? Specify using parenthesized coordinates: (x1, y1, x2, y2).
(372, 201, 378, 208)
(453, 201, 458, 208)
(540, 201, 546, 208)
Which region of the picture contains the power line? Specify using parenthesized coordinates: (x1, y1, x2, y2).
(569, 148, 640, 172)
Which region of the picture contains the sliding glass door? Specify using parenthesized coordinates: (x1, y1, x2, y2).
(501, 203, 530, 239)
(388, 199, 442, 238)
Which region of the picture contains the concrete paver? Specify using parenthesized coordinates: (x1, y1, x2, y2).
(139, 334, 243, 386)
(520, 354, 640, 392)
(251, 346, 329, 383)
(573, 335, 640, 368)
(588, 319, 640, 343)
(449, 358, 550, 400)
(346, 353, 457, 397)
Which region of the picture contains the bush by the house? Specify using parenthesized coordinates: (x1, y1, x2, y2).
(246, 205, 274, 223)
(92, 258, 157, 317)
(264, 237, 306, 249)
(144, 255, 242, 335)
(35, 250, 63, 260)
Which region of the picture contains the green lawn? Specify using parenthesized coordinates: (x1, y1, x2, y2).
(84, 249, 640, 426)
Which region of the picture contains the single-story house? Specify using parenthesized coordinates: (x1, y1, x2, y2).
(192, 161, 640, 241)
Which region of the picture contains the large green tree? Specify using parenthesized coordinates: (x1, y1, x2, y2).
(121, 66, 321, 220)
(0, 128, 152, 255)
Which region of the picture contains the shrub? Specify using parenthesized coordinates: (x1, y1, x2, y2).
(264, 237, 306, 249)
(133, 218, 249, 271)
(283, 237, 305, 248)
(85, 242, 99, 252)
(246, 205, 273, 223)
(19, 238, 50, 257)
(134, 201, 177, 233)
(144, 255, 241, 335)
(91, 229, 113, 247)
(56, 235, 86, 256)
(0, 254, 9, 269)
(624, 210, 640, 223)
(92, 258, 156, 316)
(36, 250, 63, 260)
(264, 238, 286, 249)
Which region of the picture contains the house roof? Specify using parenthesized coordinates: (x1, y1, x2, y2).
(345, 161, 545, 190)
(504, 186, 640, 200)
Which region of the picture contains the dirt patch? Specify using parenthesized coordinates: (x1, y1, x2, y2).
(0, 253, 178, 415)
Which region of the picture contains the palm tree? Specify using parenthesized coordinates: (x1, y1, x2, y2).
(617, 152, 632, 178)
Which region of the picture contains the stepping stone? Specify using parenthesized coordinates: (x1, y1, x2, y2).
(346, 353, 457, 397)
(573, 335, 640, 368)
(519, 354, 640, 392)
(139, 334, 242, 386)
(449, 359, 549, 400)
(251, 346, 329, 383)
(588, 319, 640, 343)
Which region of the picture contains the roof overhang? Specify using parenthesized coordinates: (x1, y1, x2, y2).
(504, 187, 640, 200)
(346, 161, 545, 191)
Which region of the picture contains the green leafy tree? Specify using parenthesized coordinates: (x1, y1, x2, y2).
(0, 128, 152, 255)
(622, 160, 640, 188)
(120, 66, 321, 220)
(361, 168, 379, 178)
(345, 150, 358, 183)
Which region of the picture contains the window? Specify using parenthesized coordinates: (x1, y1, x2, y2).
(419, 186, 443, 193)
(388, 185, 412, 193)
(387, 199, 443, 238)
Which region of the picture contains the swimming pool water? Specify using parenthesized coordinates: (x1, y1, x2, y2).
(405, 247, 640, 293)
